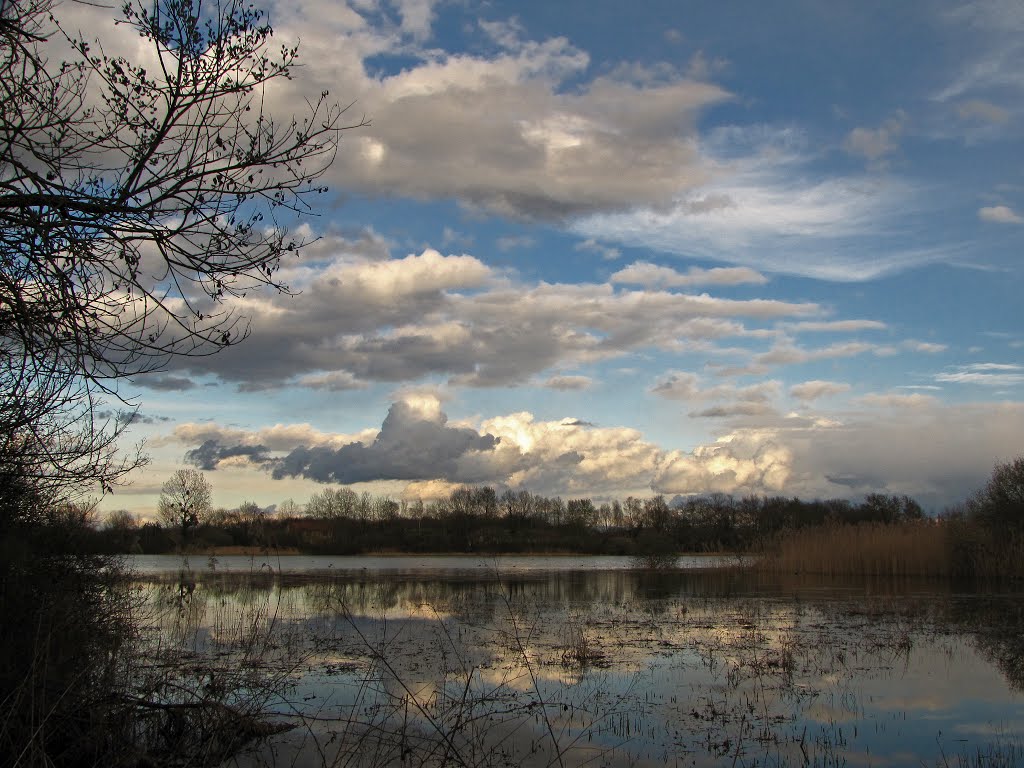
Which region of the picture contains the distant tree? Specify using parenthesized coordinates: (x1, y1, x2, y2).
(103, 509, 138, 532)
(307, 487, 358, 519)
(373, 497, 400, 522)
(623, 496, 643, 528)
(611, 499, 624, 527)
(860, 493, 926, 524)
(157, 469, 212, 538)
(408, 497, 425, 518)
(970, 457, 1024, 533)
(472, 486, 499, 519)
(237, 500, 263, 523)
(501, 489, 535, 524)
(448, 486, 476, 517)
(277, 498, 300, 519)
(565, 498, 597, 529)
(641, 495, 672, 532)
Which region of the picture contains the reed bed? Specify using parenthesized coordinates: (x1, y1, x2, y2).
(758, 521, 952, 577)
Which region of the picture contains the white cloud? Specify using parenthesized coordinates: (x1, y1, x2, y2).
(393, 0, 437, 39)
(784, 320, 886, 333)
(936, 363, 1024, 387)
(167, 422, 377, 452)
(296, 371, 368, 391)
(651, 371, 780, 403)
(756, 341, 875, 367)
(654, 402, 1024, 506)
(843, 112, 907, 163)
(655, 430, 793, 495)
(575, 128, 954, 281)
(170, 244, 823, 389)
(935, 0, 1024, 104)
(163, 399, 1024, 508)
(574, 238, 622, 260)
(263, 2, 731, 221)
(789, 380, 851, 402)
(978, 205, 1023, 224)
(904, 340, 948, 354)
(610, 262, 767, 288)
(855, 392, 940, 408)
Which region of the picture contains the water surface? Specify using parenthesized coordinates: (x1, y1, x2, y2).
(132, 558, 1024, 767)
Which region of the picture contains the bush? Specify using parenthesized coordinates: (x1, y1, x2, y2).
(0, 518, 137, 766)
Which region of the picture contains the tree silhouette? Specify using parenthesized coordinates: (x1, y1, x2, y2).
(0, 0, 363, 502)
(157, 468, 212, 539)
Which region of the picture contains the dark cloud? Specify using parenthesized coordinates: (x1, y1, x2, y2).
(185, 440, 271, 470)
(95, 409, 171, 425)
(133, 374, 197, 391)
(272, 401, 501, 484)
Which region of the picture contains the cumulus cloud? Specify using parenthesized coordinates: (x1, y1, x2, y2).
(165, 397, 1024, 507)
(165, 422, 378, 452)
(978, 205, 1023, 224)
(257, 2, 732, 221)
(655, 402, 1024, 506)
(655, 430, 793, 495)
(272, 399, 502, 484)
(610, 262, 767, 288)
(165, 245, 822, 389)
(789, 380, 851, 402)
(186, 441, 272, 471)
(168, 397, 664, 498)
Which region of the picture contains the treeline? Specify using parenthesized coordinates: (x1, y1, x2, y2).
(93, 485, 928, 556)
(759, 458, 1024, 580)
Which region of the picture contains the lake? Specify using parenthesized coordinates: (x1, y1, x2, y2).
(128, 554, 1024, 767)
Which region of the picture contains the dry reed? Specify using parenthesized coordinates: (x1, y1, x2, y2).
(759, 521, 951, 577)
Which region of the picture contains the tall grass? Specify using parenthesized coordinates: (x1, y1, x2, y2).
(758, 520, 1024, 580)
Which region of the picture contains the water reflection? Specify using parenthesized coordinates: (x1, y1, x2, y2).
(132, 563, 1024, 767)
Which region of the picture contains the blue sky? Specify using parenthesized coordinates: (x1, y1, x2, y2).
(95, 0, 1023, 516)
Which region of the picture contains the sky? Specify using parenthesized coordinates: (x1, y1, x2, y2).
(88, 0, 1023, 517)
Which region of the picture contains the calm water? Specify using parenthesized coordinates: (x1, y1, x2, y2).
(131, 556, 1024, 767)
(126, 552, 734, 575)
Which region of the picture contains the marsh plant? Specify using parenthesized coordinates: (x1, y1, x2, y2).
(20, 545, 1024, 768)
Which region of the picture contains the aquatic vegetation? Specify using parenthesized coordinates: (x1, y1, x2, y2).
(126, 562, 1024, 767)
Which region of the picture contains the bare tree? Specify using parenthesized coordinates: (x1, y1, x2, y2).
(0, 0, 361, 504)
(157, 468, 212, 537)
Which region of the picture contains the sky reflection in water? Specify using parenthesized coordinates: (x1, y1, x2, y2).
(135, 557, 1024, 767)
